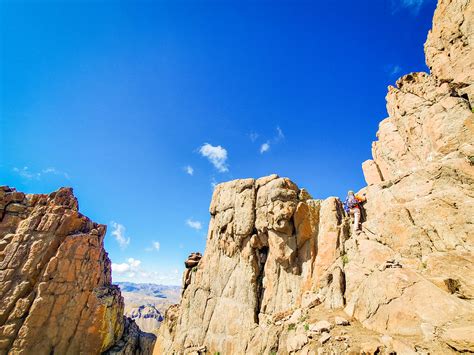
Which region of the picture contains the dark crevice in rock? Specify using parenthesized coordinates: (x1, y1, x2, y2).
(444, 278, 461, 295)
(254, 246, 269, 324)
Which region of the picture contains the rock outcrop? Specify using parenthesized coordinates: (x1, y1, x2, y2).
(0, 186, 156, 354)
(127, 305, 163, 334)
(154, 176, 352, 353)
(182, 252, 202, 296)
(155, 0, 474, 353)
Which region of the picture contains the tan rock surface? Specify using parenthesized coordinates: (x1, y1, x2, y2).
(425, 0, 474, 83)
(154, 176, 351, 354)
(0, 186, 155, 354)
(155, 0, 474, 353)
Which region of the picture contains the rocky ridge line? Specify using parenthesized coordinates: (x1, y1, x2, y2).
(0, 186, 156, 354)
(155, 0, 474, 353)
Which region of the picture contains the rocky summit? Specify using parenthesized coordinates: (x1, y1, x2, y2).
(154, 0, 474, 354)
(0, 187, 155, 354)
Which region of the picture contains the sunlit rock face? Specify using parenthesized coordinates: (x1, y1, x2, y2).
(154, 175, 350, 354)
(0, 186, 155, 354)
(155, 0, 474, 353)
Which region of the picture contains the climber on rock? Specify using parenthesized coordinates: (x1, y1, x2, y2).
(343, 190, 366, 234)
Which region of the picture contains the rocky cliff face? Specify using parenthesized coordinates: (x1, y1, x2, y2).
(155, 0, 474, 353)
(0, 186, 156, 354)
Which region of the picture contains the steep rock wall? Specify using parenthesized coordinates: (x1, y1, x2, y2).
(0, 186, 155, 354)
(156, 0, 474, 353)
(155, 176, 349, 354)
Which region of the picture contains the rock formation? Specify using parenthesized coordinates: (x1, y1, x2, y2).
(0, 186, 156, 354)
(182, 252, 202, 296)
(127, 305, 163, 334)
(155, 0, 474, 353)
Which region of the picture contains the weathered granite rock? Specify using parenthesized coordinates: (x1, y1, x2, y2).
(286, 333, 308, 353)
(349, 0, 474, 349)
(425, 0, 474, 84)
(182, 252, 202, 296)
(104, 317, 156, 355)
(154, 176, 349, 354)
(0, 186, 155, 354)
(309, 320, 332, 334)
(155, 0, 474, 353)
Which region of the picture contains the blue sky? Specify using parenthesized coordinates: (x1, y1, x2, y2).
(0, 0, 436, 285)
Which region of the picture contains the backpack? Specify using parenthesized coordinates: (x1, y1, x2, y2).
(344, 196, 359, 212)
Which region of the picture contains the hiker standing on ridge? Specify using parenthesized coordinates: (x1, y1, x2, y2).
(343, 190, 366, 234)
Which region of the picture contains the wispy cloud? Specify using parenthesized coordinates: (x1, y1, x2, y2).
(186, 218, 202, 230)
(391, 0, 427, 14)
(276, 126, 285, 141)
(110, 221, 131, 249)
(249, 132, 259, 142)
(12, 166, 70, 180)
(260, 141, 270, 154)
(42, 167, 70, 179)
(389, 65, 402, 76)
(145, 241, 161, 252)
(211, 177, 219, 190)
(199, 143, 228, 172)
(13, 167, 40, 179)
(256, 126, 285, 154)
(184, 165, 194, 176)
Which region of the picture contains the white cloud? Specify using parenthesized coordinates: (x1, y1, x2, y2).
(276, 126, 284, 141)
(186, 218, 202, 230)
(391, 0, 426, 14)
(249, 132, 259, 142)
(260, 142, 270, 154)
(112, 258, 182, 285)
(13, 167, 40, 179)
(127, 257, 141, 268)
(112, 257, 141, 275)
(388, 64, 402, 76)
(256, 126, 285, 154)
(112, 262, 131, 274)
(110, 221, 131, 249)
(42, 167, 70, 179)
(199, 143, 228, 172)
(184, 165, 194, 176)
(12, 166, 70, 180)
(145, 241, 161, 252)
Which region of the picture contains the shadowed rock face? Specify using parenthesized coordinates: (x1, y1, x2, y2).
(155, 0, 474, 353)
(0, 186, 155, 354)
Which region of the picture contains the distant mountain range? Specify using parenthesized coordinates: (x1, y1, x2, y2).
(116, 282, 181, 334)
